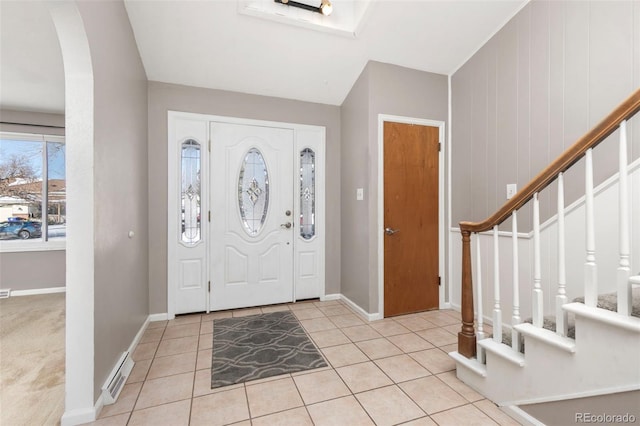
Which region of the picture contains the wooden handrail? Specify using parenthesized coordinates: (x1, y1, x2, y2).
(460, 88, 640, 234)
(457, 87, 640, 359)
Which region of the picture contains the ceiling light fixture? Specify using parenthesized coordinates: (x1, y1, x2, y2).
(320, 0, 333, 16)
(274, 0, 333, 16)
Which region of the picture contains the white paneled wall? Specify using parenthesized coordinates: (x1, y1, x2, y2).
(634, 167, 640, 276)
(451, 0, 640, 230)
(450, 162, 640, 326)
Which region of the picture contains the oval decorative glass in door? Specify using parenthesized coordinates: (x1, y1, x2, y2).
(300, 148, 315, 239)
(181, 139, 201, 245)
(238, 148, 269, 236)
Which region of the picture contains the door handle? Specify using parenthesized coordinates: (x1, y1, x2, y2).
(281, 222, 292, 229)
(385, 227, 399, 235)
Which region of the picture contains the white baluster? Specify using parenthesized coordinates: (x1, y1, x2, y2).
(584, 148, 598, 307)
(476, 234, 486, 360)
(512, 211, 521, 350)
(532, 193, 543, 327)
(617, 120, 631, 316)
(556, 173, 568, 336)
(493, 225, 503, 343)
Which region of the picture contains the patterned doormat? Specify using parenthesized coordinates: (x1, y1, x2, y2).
(211, 310, 327, 388)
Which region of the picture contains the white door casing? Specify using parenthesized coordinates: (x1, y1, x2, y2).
(294, 128, 325, 300)
(376, 114, 446, 317)
(168, 115, 209, 315)
(167, 112, 325, 318)
(210, 122, 294, 310)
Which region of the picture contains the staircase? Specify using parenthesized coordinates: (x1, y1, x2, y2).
(450, 89, 640, 410)
(452, 284, 640, 405)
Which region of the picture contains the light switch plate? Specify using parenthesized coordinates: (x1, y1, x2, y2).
(506, 184, 517, 199)
(356, 188, 364, 201)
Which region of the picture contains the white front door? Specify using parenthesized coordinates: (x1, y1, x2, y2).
(210, 122, 294, 310)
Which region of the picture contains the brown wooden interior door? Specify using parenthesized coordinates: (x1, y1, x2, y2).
(384, 121, 439, 317)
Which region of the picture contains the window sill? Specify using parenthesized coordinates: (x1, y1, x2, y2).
(0, 240, 66, 253)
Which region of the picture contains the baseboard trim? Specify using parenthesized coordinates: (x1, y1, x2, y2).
(339, 294, 383, 322)
(94, 315, 150, 419)
(10, 286, 66, 297)
(330, 293, 453, 322)
(320, 293, 341, 302)
(148, 313, 169, 322)
(129, 317, 151, 354)
(60, 407, 96, 426)
(501, 405, 546, 426)
(500, 383, 640, 407)
(93, 395, 105, 424)
(61, 314, 163, 425)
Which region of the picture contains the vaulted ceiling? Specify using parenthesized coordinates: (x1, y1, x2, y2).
(0, 0, 527, 114)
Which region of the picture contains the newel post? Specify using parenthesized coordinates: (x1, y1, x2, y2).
(459, 230, 477, 358)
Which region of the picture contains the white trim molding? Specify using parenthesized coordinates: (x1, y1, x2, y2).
(340, 294, 383, 322)
(49, 2, 96, 424)
(0, 131, 67, 254)
(320, 293, 341, 302)
(447, 74, 453, 308)
(167, 111, 326, 317)
(9, 286, 66, 297)
(377, 114, 446, 318)
(148, 313, 169, 322)
(450, 157, 640, 240)
(450, 227, 531, 239)
(500, 406, 545, 426)
(94, 315, 150, 420)
(0, 241, 66, 253)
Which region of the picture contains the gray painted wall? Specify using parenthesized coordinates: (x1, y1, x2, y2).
(0, 251, 65, 290)
(76, 1, 149, 400)
(340, 64, 371, 311)
(341, 61, 448, 313)
(451, 0, 640, 230)
(147, 81, 341, 314)
(0, 109, 65, 135)
(0, 109, 66, 291)
(520, 390, 640, 425)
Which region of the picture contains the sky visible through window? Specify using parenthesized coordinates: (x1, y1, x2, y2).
(0, 138, 65, 180)
(0, 136, 66, 242)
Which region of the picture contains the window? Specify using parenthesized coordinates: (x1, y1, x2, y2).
(0, 132, 66, 251)
(238, 148, 269, 236)
(180, 139, 201, 245)
(300, 148, 315, 240)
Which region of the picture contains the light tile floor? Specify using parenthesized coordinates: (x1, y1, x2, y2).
(91, 300, 519, 426)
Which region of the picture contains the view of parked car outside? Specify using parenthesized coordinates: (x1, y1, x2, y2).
(0, 219, 42, 240)
(0, 136, 66, 242)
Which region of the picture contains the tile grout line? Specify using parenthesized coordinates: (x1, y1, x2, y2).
(242, 381, 252, 424)
(105, 303, 473, 425)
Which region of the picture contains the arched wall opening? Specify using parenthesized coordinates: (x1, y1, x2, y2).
(48, 2, 96, 424)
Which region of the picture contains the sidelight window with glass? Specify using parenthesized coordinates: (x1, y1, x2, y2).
(180, 139, 201, 245)
(300, 148, 315, 240)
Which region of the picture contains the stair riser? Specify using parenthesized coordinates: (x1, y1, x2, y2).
(453, 310, 640, 406)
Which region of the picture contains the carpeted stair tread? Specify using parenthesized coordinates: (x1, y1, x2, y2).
(494, 316, 574, 348)
(490, 287, 639, 349)
(572, 286, 640, 317)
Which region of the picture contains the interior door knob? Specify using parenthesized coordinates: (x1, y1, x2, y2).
(385, 227, 399, 235)
(281, 222, 292, 229)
